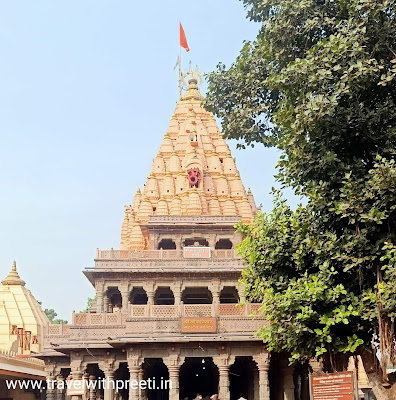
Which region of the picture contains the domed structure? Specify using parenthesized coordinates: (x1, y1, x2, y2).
(0, 261, 49, 355)
(0, 261, 47, 397)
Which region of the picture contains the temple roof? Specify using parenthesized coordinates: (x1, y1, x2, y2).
(0, 262, 49, 355)
(2, 260, 25, 286)
(121, 73, 257, 250)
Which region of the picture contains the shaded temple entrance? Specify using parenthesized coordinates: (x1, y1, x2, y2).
(143, 358, 169, 400)
(229, 357, 256, 400)
(179, 358, 219, 399)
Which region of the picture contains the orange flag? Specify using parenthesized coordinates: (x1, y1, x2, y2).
(179, 22, 189, 52)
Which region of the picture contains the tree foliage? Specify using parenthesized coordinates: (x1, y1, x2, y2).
(80, 296, 96, 313)
(44, 308, 68, 325)
(206, 0, 396, 380)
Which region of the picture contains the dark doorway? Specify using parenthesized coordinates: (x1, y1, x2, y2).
(115, 362, 130, 400)
(85, 363, 105, 400)
(107, 287, 122, 310)
(143, 359, 169, 400)
(130, 287, 148, 305)
(183, 238, 209, 247)
(181, 288, 213, 304)
(229, 357, 255, 400)
(155, 287, 175, 305)
(215, 239, 233, 250)
(179, 358, 219, 400)
(220, 287, 239, 304)
(294, 362, 310, 400)
(158, 239, 176, 250)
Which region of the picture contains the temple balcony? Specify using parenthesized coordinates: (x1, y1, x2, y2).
(95, 248, 239, 260)
(90, 248, 244, 276)
(43, 303, 266, 347)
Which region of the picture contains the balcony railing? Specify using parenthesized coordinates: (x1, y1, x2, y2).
(44, 304, 266, 344)
(95, 248, 237, 260)
(64, 304, 262, 325)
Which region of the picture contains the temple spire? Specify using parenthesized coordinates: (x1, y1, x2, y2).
(181, 72, 204, 102)
(120, 67, 256, 250)
(2, 261, 26, 286)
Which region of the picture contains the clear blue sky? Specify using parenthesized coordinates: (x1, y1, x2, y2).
(0, 1, 298, 320)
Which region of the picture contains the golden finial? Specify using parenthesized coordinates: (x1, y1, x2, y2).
(181, 71, 204, 102)
(2, 261, 26, 286)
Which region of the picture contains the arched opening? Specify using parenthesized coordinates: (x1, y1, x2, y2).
(229, 357, 256, 400)
(130, 287, 148, 305)
(154, 287, 175, 305)
(183, 238, 209, 247)
(143, 358, 169, 400)
(179, 358, 218, 400)
(158, 239, 176, 250)
(85, 363, 105, 400)
(215, 239, 233, 249)
(220, 287, 239, 304)
(115, 362, 130, 400)
(107, 287, 122, 312)
(60, 368, 71, 380)
(182, 287, 212, 304)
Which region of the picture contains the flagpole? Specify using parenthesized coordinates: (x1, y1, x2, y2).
(178, 44, 182, 100)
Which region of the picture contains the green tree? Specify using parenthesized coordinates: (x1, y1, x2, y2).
(80, 296, 96, 313)
(206, 0, 396, 386)
(44, 308, 68, 325)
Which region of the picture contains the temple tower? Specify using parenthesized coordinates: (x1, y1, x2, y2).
(40, 73, 283, 400)
(120, 73, 257, 252)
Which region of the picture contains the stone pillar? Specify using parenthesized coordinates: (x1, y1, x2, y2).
(175, 237, 183, 251)
(103, 291, 109, 314)
(218, 365, 230, 400)
(281, 362, 295, 400)
(253, 354, 270, 400)
(237, 287, 246, 304)
(173, 282, 182, 305)
(121, 287, 130, 313)
(138, 366, 144, 400)
(147, 290, 155, 305)
(128, 366, 139, 400)
(174, 290, 181, 305)
(211, 280, 221, 305)
(212, 290, 220, 305)
(96, 287, 104, 313)
(47, 386, 56, 400)
(208, 236, 216, 251)
(163, 354, 183, 400)
(103, 368, 115, 400)
(71, 370, 83, 400)
(213, 355, 233, 400)
(45, 364, 57, 400)
(127, 352, 142, 400)
(84, 372, 90, 400)
(89, 376, 97, 400)
(56, 375, 66, 400)
(147, 289, 155, 317)
(167, 365, 180, 400)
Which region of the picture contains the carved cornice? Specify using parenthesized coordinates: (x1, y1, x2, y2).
(148, 216, 241, 225)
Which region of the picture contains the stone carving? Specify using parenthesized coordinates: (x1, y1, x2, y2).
(187, 168, 202, 188)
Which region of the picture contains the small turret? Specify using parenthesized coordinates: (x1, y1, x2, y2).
(2, 261, 25, 286)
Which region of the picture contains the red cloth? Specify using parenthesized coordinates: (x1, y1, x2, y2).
(179, 22, 189, 52)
